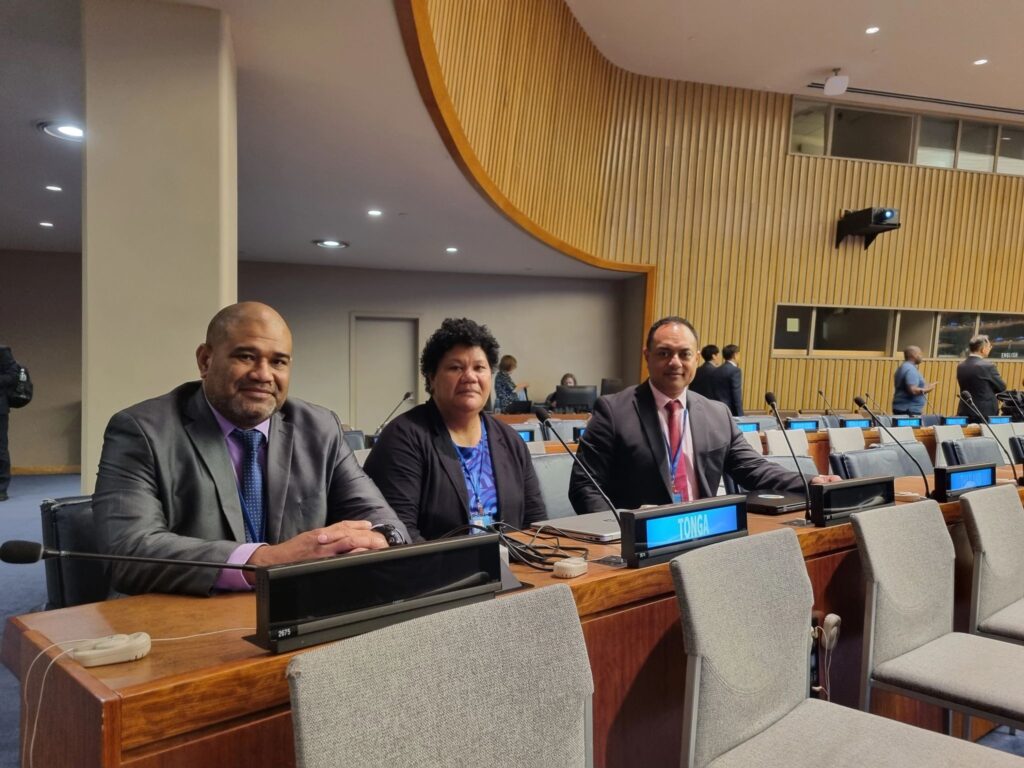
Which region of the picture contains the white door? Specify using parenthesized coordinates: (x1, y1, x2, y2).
(351, 315, 418, 435)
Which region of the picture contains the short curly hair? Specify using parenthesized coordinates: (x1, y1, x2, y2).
(420, 318, 500, 393)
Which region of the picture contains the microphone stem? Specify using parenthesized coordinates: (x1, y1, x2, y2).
(768, 402, 812, 524)
(374, 394, 411, 437)
(961, 394, 1022, 484)
(860, 402, 931, 499)
(544, 418, 620, 525)
(52, 549, 256, 571)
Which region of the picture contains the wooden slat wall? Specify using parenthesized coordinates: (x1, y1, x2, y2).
(412, 0, 1024, 413)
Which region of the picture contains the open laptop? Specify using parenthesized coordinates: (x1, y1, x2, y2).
(745, 491, 807, 515)
(529, 511, 622, 542)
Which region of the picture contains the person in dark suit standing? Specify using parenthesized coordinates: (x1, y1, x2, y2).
(94, 302, 407, 595)
(956, 334, 1007, 422)
(711, 343, 744, 416)
(0, 345, 19, 502)
(688, 345, 718, 399)
(364, 318, 546, 541)
(569, 317, 839, 514)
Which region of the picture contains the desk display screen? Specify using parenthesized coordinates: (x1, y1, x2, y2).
(573, 426, 587, 441)
(943, 417, 969, 426)
(787, 420, 818, 431)
(894, 417, 922, 428)
(948, 466, 996, 491)
(643, 504, 742, 550)
(841, 418, 872, 429)
(816, 480, 894, 517)
(737, 422, 759, 433)
(990, 416, 1012, 425)
(516, 430, 535, 442)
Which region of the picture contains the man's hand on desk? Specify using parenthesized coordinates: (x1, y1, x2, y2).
(810, 474, 844, 485)
(243, 520, 389, 582)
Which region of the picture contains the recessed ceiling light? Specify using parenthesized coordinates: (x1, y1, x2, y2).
(973, 59, 989, 66)
(313, 239, 348, 249)
(39, 122, 84, 142)
(445, 247, 458, 253)
(45, 185, 63, 192)
(39, 222, 54, 228)
(367, 209, 382, 217)
(865, 26, 880, 34)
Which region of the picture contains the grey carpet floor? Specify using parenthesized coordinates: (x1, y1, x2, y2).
(0, 474, 1021, 766)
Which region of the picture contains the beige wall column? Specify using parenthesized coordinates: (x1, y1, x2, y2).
(82, 0, 237, 492)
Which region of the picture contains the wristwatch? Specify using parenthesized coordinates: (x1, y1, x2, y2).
(371, 523, 405, 546)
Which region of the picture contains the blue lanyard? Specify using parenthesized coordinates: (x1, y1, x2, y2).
(663, 405, 690, 487)
(453, 418, 489, 515)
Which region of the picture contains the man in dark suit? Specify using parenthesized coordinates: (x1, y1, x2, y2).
(956, 334, 1007, 422)
(0, 345, 19, 502)
(94, 302, 407, 595)
(569, 317, 838, 514)
(711, 343, 744, 416)
(688, 344, 718, 399)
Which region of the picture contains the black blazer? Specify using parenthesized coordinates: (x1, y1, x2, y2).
(956, 355, 1007, 420)
(709, 363, 744, 416)
(0, 346, 17, 415)
(363, 400, 547, 541)
(569, 382, 802, 514)
(689, 362, 717, 399)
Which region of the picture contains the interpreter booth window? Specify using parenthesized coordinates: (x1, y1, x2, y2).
(895, 310, 936, 356)
(958, 122, 997, 172)
(936, 313, 977, 358)
(773, 306, 813, 352)
(790, 100, 827, 156)
(979, 313, 1024, 360)
(813, 308, 893, 356)
(916, 117, 958, 168)
(831, 108, 913, 164)
(996, 127, 1024, 176)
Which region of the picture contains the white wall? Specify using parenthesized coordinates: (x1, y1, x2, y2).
(240, 263, 635, 425)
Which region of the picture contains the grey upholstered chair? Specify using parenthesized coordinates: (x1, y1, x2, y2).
(883, 440, 934, 476)
(943, 436, 1006, 467)
(827, 426, 866, 454)
(531, 451, 576, 519)
(670, 528, 1021, 767)
(830, 446, 903, 480)
(851, 500, 1024, 737)
(932, 425, 966, 469)
(878, 426, 916, 445)
(960, 485, 1024, 644)
(287, 584, 594, 768)
(40, 496, 111, 609)
(765, 428, 809, 457)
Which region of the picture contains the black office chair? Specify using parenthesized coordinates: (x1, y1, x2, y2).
(943, 437, 1005, 467)
(832, 447, 902, 480)
(1011, 435, 1024, 466)
(40, 496, 112, 609)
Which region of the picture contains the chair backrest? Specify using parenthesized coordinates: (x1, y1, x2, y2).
(342, 430, 365, 452)
(1011, 435, 1024, 465)
(40, 496, 111, 609)
(932, 425, 966, 468)
(987, 422, 1016, 457)
(670, 529, 812, 768)
(1014, 422, 1024, 437)
(763, 454, 818, 478)
(921, 414, 942, 427)
(827, 427, 866, 454)
(943, 437, 1006, 467)
(851, 500, 954, 669)
(531, 452, 577, 519)
(894, 440, 935, 476)
(959, 485, 1024, 631)
(286, 584, 593, 768)
(878, 426, 916, 445)
(352, 448, 372, 466)
(833, 447, 900, 480)
(765, 428, 808, 457)
(740, 431, 763, 454)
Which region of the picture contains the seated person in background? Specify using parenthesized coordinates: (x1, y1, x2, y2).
(94, 302, 407, 596)
(364, 318, 547, 541)
(545, 372, 577, 408)
(688, 344, 718, 399)
(569, 316, 839, 514)
(494, 354, 528, 411)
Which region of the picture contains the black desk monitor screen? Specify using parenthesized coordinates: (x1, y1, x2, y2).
(786, 419, 819, 432)
(516, 429, 535, 443)
(894, 417, 922, 427)
(934, 463, 997, 501)
(555, 385, 598, 413)
(600, 378, 625, 396)
(840, 418, 872, 429)
(736, 422, 760, 433)
(572, 426, 587, 441)
(990, 416, 1012, 424)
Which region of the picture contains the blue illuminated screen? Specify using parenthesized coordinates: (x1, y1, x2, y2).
(573, 426, 586, 441)
(949, 467, 996, 491)
(943, 417, 968, 426)
(644, 504, 741, 549)
(842, 419, 872, 429)
(737, 422, 759, 433)
(894, 417, 922, 427)
(990, 416, 1012, 424)
(516, 430, 534, 443)
(787, 420, 818, 431)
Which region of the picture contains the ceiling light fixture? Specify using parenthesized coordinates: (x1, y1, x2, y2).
(973, 59, 989, 66)
(45, 185, 63, 192)
(823, 68, 849, 96)
(865, 26, 880, 34)
(445, 247, 458, 253)
(367, 209, 382, 217)
(39, 122, 84, 142)
(39, 222, 54, 228)
(313, 239, 348, 249)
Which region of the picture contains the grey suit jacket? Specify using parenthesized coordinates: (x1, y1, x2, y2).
(569, 382, 803, 514)
(956, 355, 1007, 420)
(94, 382, 406, 595)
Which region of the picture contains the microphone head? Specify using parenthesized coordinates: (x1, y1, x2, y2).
(764, 392, 777, 407)
(853, 396, 867, 408)
(817, 389, 825, 396)
(960, 390, 973, 402)
(402, 391, 413, 400)
(0, 540, 44, 564)
(533, 406, 552, 423)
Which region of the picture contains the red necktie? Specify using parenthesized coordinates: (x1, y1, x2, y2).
(665, 400, 689, 501)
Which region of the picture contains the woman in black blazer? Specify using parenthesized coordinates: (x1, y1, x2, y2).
(363, 318, 547, 541)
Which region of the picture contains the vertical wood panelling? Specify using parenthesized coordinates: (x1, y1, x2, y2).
(407, 0, 1024, 412)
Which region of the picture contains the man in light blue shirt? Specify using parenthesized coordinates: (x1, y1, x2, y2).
(892, 346, 935, 415)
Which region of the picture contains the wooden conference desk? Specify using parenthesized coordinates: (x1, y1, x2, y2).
(5, 474, 1017, 768)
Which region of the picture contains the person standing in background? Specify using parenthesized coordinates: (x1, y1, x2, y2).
(0, 345, 18, 501)
(892, 346, 936, 416)
(712, 344, 744, 417)
(689, 345, 719, 399)
(956, 334, 1006, 422)
(494, 355, 528, 412)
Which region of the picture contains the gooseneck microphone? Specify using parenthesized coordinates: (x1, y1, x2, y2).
(0, 540, 257, 570)
(535, 407, 620, 525)
(817, 389, 838, 416)
(959, 391, 1024, 486)
(864, 392, 888, 418)
(374, 391, 414, 437)
(998, 391, 1024, 422)
(765, 392, 812, 523)
(854, 396, 931, 499)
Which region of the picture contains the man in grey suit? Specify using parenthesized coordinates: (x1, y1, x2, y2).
(94, 302, 407, 595)
(956, 334, 1007, 422)
(569, 317, 838, 514)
